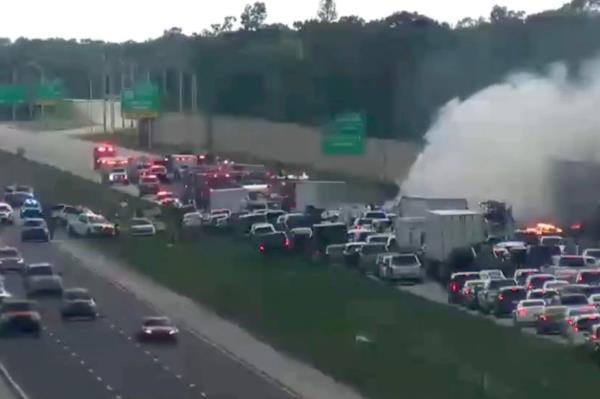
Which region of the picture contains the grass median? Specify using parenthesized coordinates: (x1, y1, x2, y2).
(1, 150, 599, 399)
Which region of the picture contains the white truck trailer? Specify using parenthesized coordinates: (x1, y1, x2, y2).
(396, 196, 468, 218)
(294, 181, 347, 212)
(424, 209, 486, 266)
(209, 188, 248, 213)
(394, 216, 426, 251)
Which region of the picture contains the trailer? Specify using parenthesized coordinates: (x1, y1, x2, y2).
(394, 216, 426, 251)
(294, 181, 347, 212)
(209, 188, 248, 213)
(396, 196, 468, 218)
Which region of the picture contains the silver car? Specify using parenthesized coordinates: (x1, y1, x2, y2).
(24, 263, 63, 296)
(0, 247, 25, 273)
(129, 218, 156, 236)
(377, 253, 424, 283)
(61, 288, 98, 320)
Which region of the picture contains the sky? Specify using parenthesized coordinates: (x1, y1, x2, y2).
(0, 0, 568, 42)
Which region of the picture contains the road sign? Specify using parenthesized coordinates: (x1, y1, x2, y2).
(121, 82, 160, 119)
(35, 79, 64, 105)
(321, 112, 366, 156)
(0, 85, 27, 105)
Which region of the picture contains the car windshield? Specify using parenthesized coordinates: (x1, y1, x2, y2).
(483, 270, 504, 279)
(24, 219, 43, 227)
(451, 273, 481, 286)
(370, 236, 391, 244)
(89, 215, 107, 223)
(2, 302, 32, 312)
(365, 211, 386, 219)
(560, 295, 588, 306)
(585, 250, 600, 259)
(0, 249, 19, 257)
(254, 226, 274, 235)
(362, 244, 387, 255)
(579, 272, 600, 284)
(131, 218, 151, 226)
(144, 318, 170, 327)
(0, 205, 10, 212)
(391, 254, 419, 266)
(22, 209, 43, 218)
(559, 257, 586, 267)
(27, 266, 53, 276)
(489, 279, 516, 290)
(584, 286, 600, 296)
(528, 291, 545, 299)
(465, 281, 485, 290)
(529, 276, 555, 289)
(285, 215, 311, 229)
(16, 185, 31, 192)
(65, 290, 91, 300)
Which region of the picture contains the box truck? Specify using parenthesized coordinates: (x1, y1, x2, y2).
(294, 181, 347, 212)
(396, 196, 468, 218)
(394, 217, 426, 251)
(209, 188, 248, 213)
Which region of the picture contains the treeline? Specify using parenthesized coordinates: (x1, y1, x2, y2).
(2, 0, 600, 139)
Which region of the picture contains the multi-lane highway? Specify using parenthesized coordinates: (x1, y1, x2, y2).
(0, 221, 296, 399)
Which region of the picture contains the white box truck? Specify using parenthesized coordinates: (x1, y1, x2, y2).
(395, 216, 426, 251)
(209, 188, 248, 213)
(396, 196, 468, 218)
(424, 210, 486, 264)
(294, 181, 347, 212)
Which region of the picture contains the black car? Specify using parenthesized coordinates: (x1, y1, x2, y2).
(136, 316, 178, 343)
(447, 272, 482, 304)
(4, 192, 34, 208)
(255, 232, 291, 255)
(493, 286, 527, 317)
(0, 300, 41, 336)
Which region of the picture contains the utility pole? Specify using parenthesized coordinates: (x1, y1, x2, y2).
(178, 70, 184, 113)
(120, 69, 126, 128)
(40, 69, 45, 120)
(88, 78, 93, 132)
(191, 73, 197, 112)
(102, 53, 107, 133)
(11, 68, 17, 121)
(129, 63, 135, 128)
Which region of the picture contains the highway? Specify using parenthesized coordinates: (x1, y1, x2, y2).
(0, 222, 295, 399)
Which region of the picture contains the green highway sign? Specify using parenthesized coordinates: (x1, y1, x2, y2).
(35, 79, 64, 105)
(121, 82, 160, 119)
(0, 85, 27, 105)
(321, 112, 366, 156)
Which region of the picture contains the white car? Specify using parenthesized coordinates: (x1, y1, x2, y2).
(55, 205, 94, 226)
(366, 234, 395, 247)
(377, 253, 424, 283)
(67, 213, 117, 237)
(347, 228, 375, 243)
(524, 274, 556, 291)
(543, 280, 569, 291)
(513, 299, 546, 327)
(513, 268, 540, 286)
(583, 248, 600, 266)
(129, 218, 156, 236)
(250, 223, 276, 236)
(23, 263, 63, 296)
(0, 202, 14, 225)
(204, 209, 231, 225)
(589, 294, 600, 310)
(479, 269, 506, 281)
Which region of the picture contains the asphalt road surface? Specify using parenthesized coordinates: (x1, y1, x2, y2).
(0, 223, 295, 399)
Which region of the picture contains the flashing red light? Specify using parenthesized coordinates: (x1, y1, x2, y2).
(98, 147, 105, 152)
(199, 155, 205, 159)
(259, 244, 265, 253)
(450, 282, 458, 293)
(571, 223, 582, 230)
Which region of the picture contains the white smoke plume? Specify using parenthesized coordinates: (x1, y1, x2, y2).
(400, 56, 600, 221)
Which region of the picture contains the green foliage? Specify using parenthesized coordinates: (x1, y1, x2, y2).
(3, 3, 600, 139)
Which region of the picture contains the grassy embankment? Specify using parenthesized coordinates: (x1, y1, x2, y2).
(1, 150, 599, 399)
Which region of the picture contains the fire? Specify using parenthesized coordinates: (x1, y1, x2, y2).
(519, 223, 563, 235)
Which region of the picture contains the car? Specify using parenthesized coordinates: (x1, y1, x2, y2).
(477, 278, 517, 314)
(460, 279, 486, 309)
(136, 316, 178, 342)
(149, 165, 169, 183)
(250, 223, 276, 237)
(0, 247, 24, 273)
(542, 280, 569, 291)
(0, 280, 12, 303)
(366, 234, 395, 247)
(575, 269, 600, 286)
(493, 286, 527, 317)
(0, 300, 41, 336)
(535, 305, 568, 335)
(527, 288, 560, 305)
(351, 218, 374, 229)
(563, 306, 599, 332)
(524, 274, 556, 291)
(513, 268, 540, 286)
(54, 205, 94, 226)
(347, 228, 376, 243)
(138, 174, 160, 197)
(23, 263, 64, 296)
(559, 293, 592, 309)
(204, 209, 232, 226)
(104, 168, 129, 185)
(589, 294, 600, 310)
(19, 207, 44, 223)
(356, 243, 389, 275)
(583, 248, 600, 266)
(376, 252, 424, 283)
(21, 218, 50, 242)
(564, 314, 600, 345)
(513, 299, 546, 327)
(559, 284, 590, 296)
(183, 211, 203, 228)
(129, 218, 156, 236)
(255, 232, 291, 254)
(93, 143, 116, 169)
(448, 272, 482, 304)
(546, 255, 597, 279)
(584, 323, 600, 355)
(479, 269, 506, 281)
(22, 198, 41, 211)
(67, 213, 117, 237)
(0, 202, 14, 224)
(60, 288, 98, 320)
(4, 191, 34, 208)
(343, 242, 366, 267)
(584, 285, 600, 297)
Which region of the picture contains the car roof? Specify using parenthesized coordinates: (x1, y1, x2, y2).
(0, 246, 18, 251)
(64, 288, 89, 294)
(499, 285, 525, 291)
(253, 223, 273, 228)
(28, 262, 52, 268)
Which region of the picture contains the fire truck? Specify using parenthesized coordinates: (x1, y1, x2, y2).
(93, 143, 116, 169)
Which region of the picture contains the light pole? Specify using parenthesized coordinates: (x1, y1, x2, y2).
(27, 61, 45, 119)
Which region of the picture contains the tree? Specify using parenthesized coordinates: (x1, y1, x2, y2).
(561, 0, 600, 12)
(240, 2, 267, 31)
(317, 0, 338, 22)
(204, 16, 237, 36)
(455, 17, 486, 29)
(490, 5, 525, 23)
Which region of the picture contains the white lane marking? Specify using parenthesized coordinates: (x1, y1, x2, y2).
(96, 376, 103, 383)
(189, 383, 196, 388)
(163, 365, 170, 371)
(135, 343, 141, 348)
(80, 360, 85, 365)
(63, 345, 69, 351)
(115, 395, 122, 399)
(144, 350, 150, 356)
(126, 336, 132, 341)
(70, 352, 77, 357)
(200, 392, 207, 397)
(175, 374, 182, 379)
(152, 357, 159, 363)
(110, 324, 115, 329)
(106, 385, 113, 391)
(0, 361, 31, 399)
(88, 368, 94, 374)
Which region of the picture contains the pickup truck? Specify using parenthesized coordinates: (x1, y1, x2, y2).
(477, 278, 518, 314)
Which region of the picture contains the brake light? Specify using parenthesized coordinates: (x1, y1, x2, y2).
(284, 239, 290, 249)
(528, 284, 533, 290)
(98, 147, 105, 152)
(450, 282, 458, 293)
(518, 309, 527, 317)
(593, 334, 598, 340)
(577, 276, 583, 283)
(463, 288, 471, 295)
(573, 325, 579, 332)
(498, 294, 504, 301)
(259, 244, 265, 253)
(568, 319, 574, 326)
(539, 315, 548, 321)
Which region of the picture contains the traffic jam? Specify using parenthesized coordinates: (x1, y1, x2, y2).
(4, 142, 600, 359)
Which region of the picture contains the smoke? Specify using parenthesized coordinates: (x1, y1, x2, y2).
(400, 55, 600, 221)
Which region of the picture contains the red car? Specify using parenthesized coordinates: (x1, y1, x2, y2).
(136, 316, 178, 343)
